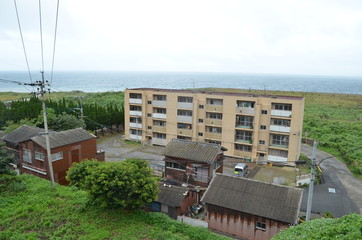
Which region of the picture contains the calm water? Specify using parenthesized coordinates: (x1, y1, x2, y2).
(0, 71, 361, 94)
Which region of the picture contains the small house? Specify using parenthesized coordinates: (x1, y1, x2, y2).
(163, 139, 226, 187)
(202, 174, 303, 240)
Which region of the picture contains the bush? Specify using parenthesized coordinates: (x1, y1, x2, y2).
(67, 159, 159, 209)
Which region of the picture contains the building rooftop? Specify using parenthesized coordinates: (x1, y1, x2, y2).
(156, 184, 189, 207)
(163, 139, 226, 164)
(201, 174, 303, 224)
(1, 125, 44, 145)
(127, 88, 304, 100)
(30, 128, 95, 149)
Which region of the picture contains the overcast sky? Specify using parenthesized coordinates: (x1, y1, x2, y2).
(1, 0, 362, 76)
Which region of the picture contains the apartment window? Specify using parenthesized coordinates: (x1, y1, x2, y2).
(206, 112, 223, 119)
(235, 115, 253, 128)
(271, 134, 289, 147)
(206, 139, 221, 145)
(147, 126, 152, 130)
(51, 152, 63, 162)
(130, 105, 142, 111)
(153, 95, 167, 101)
(153, 120, 166, 126)
(129, 93, 142, 99)
(269, 149, 288, 158)
(23, 149, 32, 163)
(178, 96, 193, 103)
(130, 117, 142, 123)
(237, 101, 255, 108)
(271, 118, 291, 127)
(199, 105, 204, 109)
(207, 98, 223, 105)
(166, 162, 186, 170)
(206, 126, 222, 134)
(153, 107, 166, 114)
(147, 113, 152, 117)
(153, 132, 166, 139)
(35, 151, 44, 161)
(177, 110, 192, 116)
(198, 119, 203, 123)
(259, 140, 265, 145)
(235, 130, 252, 142)
(177, 135, 192, 140)
(148, 101, 152, 104)
(260, 125, 266, 130)
(198, 132, 203, 136)
(177, 123, 192, 129)
(131, 129, 142, 135)
(235, 144, 252, 152)
(272, 103, 292, 111)
(261, 110, 268, 114)
(256, 221, 266, 231)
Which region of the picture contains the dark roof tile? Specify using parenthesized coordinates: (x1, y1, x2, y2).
(2, 125, 44, 144)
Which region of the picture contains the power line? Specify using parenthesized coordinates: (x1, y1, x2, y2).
(50, 0, 60, 87)
(13, 0, 33, 83)
(38, 0, 44, 72)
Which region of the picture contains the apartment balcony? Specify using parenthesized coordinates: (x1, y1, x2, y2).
(177, 115, 192, 123)
(236, 107, 255, 115)
(268, 155, 288, 163)
(130, 111, 142, 116)
(129, 98, 142, 104)
(234, 150, 252, 158)
(271, 110, 292, 118)
(205, 119, 222, 126)
(152, 138, 167, 146)
(129, 123, 142, 128)
(206, 105, 223, 112)
(153, 100, 167, 107)
(204, 132, 222, 140)
(177, 129, 192, 137)
(130, 134, 142, 141)
(270, 125, 290, 133)
(177, 102, 193, 109)
(152, 126, 166, 132)
(152, 113, 167, 119)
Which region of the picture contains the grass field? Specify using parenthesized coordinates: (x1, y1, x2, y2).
(0, 174, 227, 240)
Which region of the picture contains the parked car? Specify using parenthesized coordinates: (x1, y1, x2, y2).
(234, 163, 248, 177)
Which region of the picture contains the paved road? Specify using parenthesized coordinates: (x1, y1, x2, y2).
(300, 144, 362, 217)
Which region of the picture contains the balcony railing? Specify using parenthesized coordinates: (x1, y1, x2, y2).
(271, 110, 292, 118)
(152, 113, 167, 119)
(130, 134, 142, 141)
(177, 102, 193, 109)
(205, 105, 223, 112)
(129, 99, 142, 104)
(204, 132, 222, 140)
(269, 144, 289, 149)
(205, 119, 222, 126)
(152, 126, 166, 132)
(152, 138, 167, 146)
(235, 139, 252, 144)
(177, 129, 192, 136)
(130, 111, 142, 116)
(177, 115, 192, 123)
(129, 123, 142, 128)
(268, 155, 288, 163)
(236, 107, 255, 115)
(235, 125, 253, 130)
(153, 100, 167, 107)
(270, 125, 290, 133)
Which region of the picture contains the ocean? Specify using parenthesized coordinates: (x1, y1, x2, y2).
(0, 71, 361, 94)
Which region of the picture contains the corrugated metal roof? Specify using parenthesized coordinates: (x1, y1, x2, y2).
(157, 184, 189, 207)
(31, 128, 95, 149)
(1, 125, 44, 144)
(162, 139, 223, 164)
(202, 174, 303, 224)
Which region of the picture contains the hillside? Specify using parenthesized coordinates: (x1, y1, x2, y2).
(0, 174, 227, 240)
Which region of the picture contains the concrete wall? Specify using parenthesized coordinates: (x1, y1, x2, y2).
(177, 216, 208, 228)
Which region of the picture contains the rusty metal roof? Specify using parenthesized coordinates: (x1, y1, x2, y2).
(163, 139, 224, 164)
(31, 128, 95, 149)
(156, 184, 189, 207)
(1, 125, 44, 144)
(202, 174, 303, 224)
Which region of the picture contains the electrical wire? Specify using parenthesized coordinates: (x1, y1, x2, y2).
(13, 0, 33, 83)
(50, 0, 60, 87)
(38, 0, 44, 72)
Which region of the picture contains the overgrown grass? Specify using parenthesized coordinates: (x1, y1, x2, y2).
(0, 174, 227, 240)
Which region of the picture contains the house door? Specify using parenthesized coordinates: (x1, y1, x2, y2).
(71, 150, 79, 164)
(193, 165, 208, 182)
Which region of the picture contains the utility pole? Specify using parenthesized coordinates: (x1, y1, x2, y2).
(27, 71, 55, 188)
(306, 141, 317, 221)
(74, 96, 84, 122)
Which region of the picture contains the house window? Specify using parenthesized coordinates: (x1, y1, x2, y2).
(130, 117, 142, 123)
(198, 132, 203, 136)
(206, 126, 222, 134)
(130, 105, 142, 111)
(177, 135, 192, 140)
(235, 130, 252, 142)
(261, 110, 268, 114)
(234, 144, 252, 152)
(148, 101, 152, 104)
(153, 95, 167, 101)
(129, 93, 142, 99)
(153, 108, 166, 114)
(256, 221, 266, 230)
(35, 151, 44, 161)
(147, 126, 152, 130)
(206, 139, 221, 145)
(153, 120, 166, 126)
(269, 149, 288, 158)
(206, 98, 223, 105)
(260, 125, 266, 130)
(23, 149, 32, 163)
(51, 152, 63, 162)
(153, 132, 166, 139)
(177, 123, 192, 129)
(177, 110, 192, 116)
(235, 115, 253, 128)
(259, 140, 265, 145)
(271, 134, 289, 147)
(147, 113, 152, 117)
(237, 101, 255, 108)
(166, 162, 186, 170)
(198, 119, 203, 123)
(272, 103, 292, 111)
(206, 112, 222, 119)
(131, 129, 142, 135)
(271, 118, 291, 127)
(199, 105, 204, 109)
(178, 96, 193, 103)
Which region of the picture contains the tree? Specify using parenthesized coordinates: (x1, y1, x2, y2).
(67, 159, 159, 209)
(0, 144, 15, 175)
(50, 113, 86, 131)
(273, 214, 362, 240)
(3, 119, 37, 134)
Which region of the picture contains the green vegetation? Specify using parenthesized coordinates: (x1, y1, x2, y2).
(67, 159, 159, 209)
(0, 174, 227, 240)
(273, 214, 362, 240)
